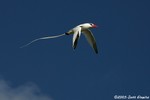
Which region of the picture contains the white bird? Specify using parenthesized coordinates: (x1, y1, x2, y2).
(21, 23, 98, 54)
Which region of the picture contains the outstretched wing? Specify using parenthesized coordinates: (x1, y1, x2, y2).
(82, 29, 98, 54)
(72, 27, 81, 49)
(20, 33, 65, 48)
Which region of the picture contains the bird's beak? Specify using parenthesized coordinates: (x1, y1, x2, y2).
(92, 24, 98, 28)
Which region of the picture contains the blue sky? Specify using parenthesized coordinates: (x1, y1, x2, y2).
(0, 0, 150, 100)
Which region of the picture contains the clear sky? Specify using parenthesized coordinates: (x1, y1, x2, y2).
(0, 0, 150, 100)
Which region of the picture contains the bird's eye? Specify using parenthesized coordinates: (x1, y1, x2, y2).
(90, 23, 93, 25)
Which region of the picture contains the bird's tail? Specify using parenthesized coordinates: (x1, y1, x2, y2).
(20, 33, 66, 48)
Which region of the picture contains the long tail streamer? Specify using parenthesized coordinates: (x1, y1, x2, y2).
(20, 33, 65, 48)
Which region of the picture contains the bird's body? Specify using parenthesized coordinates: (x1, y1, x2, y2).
(21, 23, 98, 54)
(66, 23, 97, 35)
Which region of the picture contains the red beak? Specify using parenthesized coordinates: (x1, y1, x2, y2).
(92, 24, 98, 28)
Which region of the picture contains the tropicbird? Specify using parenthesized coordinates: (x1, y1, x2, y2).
(21, 23, 98, 54)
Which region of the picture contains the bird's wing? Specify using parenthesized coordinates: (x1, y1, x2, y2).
(20, 33, 65, 48)
(82, 29, 98, 54)
(72, 27, 81, 49)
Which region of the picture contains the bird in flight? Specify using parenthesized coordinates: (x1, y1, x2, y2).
(21, 23, 98, 54)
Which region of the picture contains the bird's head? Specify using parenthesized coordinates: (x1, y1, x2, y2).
(79, 23, 98, 29)
(90, 23, 98, 28)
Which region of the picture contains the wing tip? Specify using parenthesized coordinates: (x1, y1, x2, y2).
(95, 51, 98, 54)
(94, 49, 98, 54)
